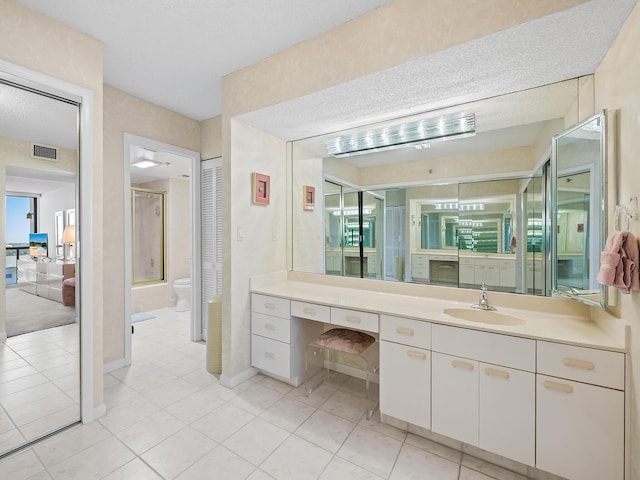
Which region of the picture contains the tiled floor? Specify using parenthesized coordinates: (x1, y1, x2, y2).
(0, 323, 80, 455)
(0, 308, 534, 480)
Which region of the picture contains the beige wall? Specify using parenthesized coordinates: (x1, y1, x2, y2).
(0, 0, 105, 408)
(594, 3, 640, 479)
(103, 86, 200, 364)
(201, 116, 222, 160)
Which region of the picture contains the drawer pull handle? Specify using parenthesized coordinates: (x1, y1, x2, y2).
(264, 323, 275, 331)
(345, 315, 361, 324)
(451, 360, 474, 371)
(264, 352, 276, 360)
(264, 303, 276, 310)
(396, 327, 415, 336)
(484, 367, 509, 379)
(543, 380, 573, 394)
(562, 358, 595, 370)
(303, 307, 316, 315)
(407, 350, 426, 360)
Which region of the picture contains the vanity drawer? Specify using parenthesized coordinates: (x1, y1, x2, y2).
(252, 312, 290, 343)
(331, 307, 379, 333)
(251, 334, 291, 379)
(537, 341, 624, 390)
(380, 315, 431, 349)
(291, 301, 330, 323)
(251, 294, 290, 319)
(432, 324, 535, 372)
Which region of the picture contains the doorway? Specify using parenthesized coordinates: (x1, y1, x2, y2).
(123, 134, 201, 367)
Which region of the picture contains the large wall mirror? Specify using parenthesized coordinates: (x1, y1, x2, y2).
(552, 111, 607, 307)
(0, 79, 80, 456)
(290, 77, 608, 307)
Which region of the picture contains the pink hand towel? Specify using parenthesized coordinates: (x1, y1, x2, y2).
(621, 232, 639, 292)
(598, 232, 625, 287)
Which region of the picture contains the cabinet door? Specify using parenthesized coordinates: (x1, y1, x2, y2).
(479, 364, 534, 466)
(459, 262, 475, 284)
(251, 334, 291, 379)
(536, 375, 624, 480)
(431, 352, 478, 445)
(380, 341, 430, 429)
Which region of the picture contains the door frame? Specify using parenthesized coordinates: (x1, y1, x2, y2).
(0, 59, 99, 422)
(123, 134, 202, 366)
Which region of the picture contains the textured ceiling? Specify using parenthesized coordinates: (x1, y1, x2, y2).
(17, 0, 393, 121)
(241, 0, 637, 141)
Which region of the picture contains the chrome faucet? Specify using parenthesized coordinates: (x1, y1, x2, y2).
(472, 283, 497, 311)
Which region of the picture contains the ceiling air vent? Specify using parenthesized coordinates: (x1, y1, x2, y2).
(31, 143, 59, 161)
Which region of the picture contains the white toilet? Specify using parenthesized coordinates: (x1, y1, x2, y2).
(174, 277, 191, 312)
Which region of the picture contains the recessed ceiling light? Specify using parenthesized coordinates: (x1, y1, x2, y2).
(132, 160, 161, 169)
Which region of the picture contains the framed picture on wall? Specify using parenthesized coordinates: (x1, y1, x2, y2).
(252, 172, 270, 205)
(303, 185, 315, 210)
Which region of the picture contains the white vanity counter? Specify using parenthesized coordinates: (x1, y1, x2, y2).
(251, 277, 624, 352)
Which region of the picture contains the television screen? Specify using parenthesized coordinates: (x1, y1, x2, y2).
(29, 233, 48, 257)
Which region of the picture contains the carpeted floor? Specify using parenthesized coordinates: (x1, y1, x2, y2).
(5, 286, 77, 337)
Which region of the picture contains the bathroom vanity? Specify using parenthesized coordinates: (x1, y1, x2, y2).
(250, 273, 626, 480)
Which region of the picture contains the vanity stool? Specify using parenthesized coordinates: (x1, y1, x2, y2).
(304, 328, 379, 419)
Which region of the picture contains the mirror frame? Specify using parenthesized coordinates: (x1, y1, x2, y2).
(551, 110, 607, 308)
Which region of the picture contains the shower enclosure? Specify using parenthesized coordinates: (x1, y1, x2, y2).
(131, 188, 166, 285)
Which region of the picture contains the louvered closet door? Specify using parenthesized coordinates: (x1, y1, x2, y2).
(201, 158, 223, 339)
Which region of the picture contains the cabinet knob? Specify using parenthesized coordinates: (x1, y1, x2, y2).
(451, 359, 474, 371)
(484, 367, 509, 379)
(264, 323, 275, 331)
(263, 352, 275, 360)
(543, 380, 573, 394)
(345, 315, 361, 324)
(303, 307, 316, 315)
(562, 358, 595, 370)
(396, 327, 415, 336)
(407, 350, 427, 360)
(264, 303, 276, 310)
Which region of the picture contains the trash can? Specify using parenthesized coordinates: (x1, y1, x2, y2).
(206, 296, 222, 374)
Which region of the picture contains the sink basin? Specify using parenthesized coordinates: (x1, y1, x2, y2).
(443, 308, 525, 326)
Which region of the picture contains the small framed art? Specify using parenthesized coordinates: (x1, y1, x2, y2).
(303, 185, 315, 210)
(252, 172, 270, 205)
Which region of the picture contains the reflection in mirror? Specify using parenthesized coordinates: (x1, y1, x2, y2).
(1, 80, 80, 456)
(291, 77, 607, 305)
(552, 111, 606, 307)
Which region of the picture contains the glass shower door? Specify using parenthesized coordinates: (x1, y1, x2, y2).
(131, 188, 166, 285)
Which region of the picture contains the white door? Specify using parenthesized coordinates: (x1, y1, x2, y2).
(201, 158, 222, 339)
(479, 363, 535, 466)
(380, 340, 430, 428)
(536, 375, 624, 480)
(431, 352, 478, 445)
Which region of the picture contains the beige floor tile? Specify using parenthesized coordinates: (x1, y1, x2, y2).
(222, 417, 289, 466)
(48, 436, 135, 480)
(246, 470, 276, 480)
(0, 449, 45, 480)
(98, 396, 160, 433)
(32, 421, 111, 468)
(462, 455, 528, 480)
(295, 409, 356, 454)
(176, 445, 255, 480)
(337, 425, 403, 478)
(141, 426, 217, 479)
(164, 389, 225, 424)
(101, 458, 163, 480)
(259, 396, 316, 432)
(117, 409, 186, 454)
(192, 402, 255, 443)
(390, 443, 460, 480)
(261, 435, 333, 480)
(318, 457, 385, 480)
(142, 377, 200, 408)
(405, 433, 462, 463)
(0, 428, 26, 455)
(230, 383, 284, 415)
(320, 389, 371, 423)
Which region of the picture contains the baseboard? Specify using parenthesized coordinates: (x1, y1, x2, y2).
(83, 403, 106, 423)
(103, 358, 129, 374)
(220, 367, 258, 388)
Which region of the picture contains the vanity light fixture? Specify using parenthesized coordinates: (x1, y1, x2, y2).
(325, 112, 475, 157)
